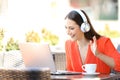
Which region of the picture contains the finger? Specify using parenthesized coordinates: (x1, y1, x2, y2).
(89, 40, 92, 45)
(93, 36, 96, 41)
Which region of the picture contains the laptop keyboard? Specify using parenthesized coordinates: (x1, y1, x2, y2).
(51, 70, 82, 75)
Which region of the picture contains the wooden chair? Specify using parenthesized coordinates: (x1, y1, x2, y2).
(0, 67, 51, 80)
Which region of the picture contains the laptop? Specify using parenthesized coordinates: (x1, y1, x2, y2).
(19, 42, 81, 75)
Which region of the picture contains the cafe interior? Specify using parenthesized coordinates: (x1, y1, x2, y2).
(0, 0, 120, 80)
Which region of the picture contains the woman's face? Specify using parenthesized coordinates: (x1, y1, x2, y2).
(65, 18, 84, 41)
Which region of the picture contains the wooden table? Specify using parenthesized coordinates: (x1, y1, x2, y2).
(51, 73, 120, 80)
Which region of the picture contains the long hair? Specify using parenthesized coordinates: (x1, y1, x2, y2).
(65, 10, 101, 40)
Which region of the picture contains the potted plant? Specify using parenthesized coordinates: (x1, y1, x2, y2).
(25, 30, 41, 43)
(25, 28, 59, 46)
(41, 28, 59, 46)
(5, 37, 19, 51)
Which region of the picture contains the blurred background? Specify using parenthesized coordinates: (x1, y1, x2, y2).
(0, 0, 120, 52)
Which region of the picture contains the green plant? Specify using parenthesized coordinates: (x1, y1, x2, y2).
(25, 30, 41, 43)
(98, 24, 120, 38)
(0, 28, 4, 41)
(25, 28, 59, 46)
(41, 28, 59, 46)
(0, 28, 5, 51)
(5, 37, 19, 51)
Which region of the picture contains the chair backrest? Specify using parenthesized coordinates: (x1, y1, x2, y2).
(117, 44, 120, 53)
(0, 67, 51, 80)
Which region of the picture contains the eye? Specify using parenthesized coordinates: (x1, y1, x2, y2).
(70, 27, 74, 30)
(65, 26, 75, 30)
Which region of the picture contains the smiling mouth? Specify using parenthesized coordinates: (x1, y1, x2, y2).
(71, 34, 75, 38)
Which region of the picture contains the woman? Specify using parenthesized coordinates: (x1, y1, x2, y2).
(64, 9, 120, 74)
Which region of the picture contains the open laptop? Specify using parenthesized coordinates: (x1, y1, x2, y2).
(19, 42, 81, 75)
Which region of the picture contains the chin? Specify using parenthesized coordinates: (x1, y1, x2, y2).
(70, 38, 77, 41)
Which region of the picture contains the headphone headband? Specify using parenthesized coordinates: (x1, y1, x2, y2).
(74, 9, 87, 22)
(73, 9, 90, 32)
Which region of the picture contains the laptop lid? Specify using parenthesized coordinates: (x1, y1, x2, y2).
(19, 42, 57, 73)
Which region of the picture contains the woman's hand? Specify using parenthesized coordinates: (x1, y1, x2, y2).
(90, 36, 99, 56)
(90, 36, 115, 68)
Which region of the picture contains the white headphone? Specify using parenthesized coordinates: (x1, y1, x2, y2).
(74, 9, 90, 32)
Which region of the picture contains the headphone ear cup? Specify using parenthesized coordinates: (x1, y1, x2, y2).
(80, 22, 90, 32)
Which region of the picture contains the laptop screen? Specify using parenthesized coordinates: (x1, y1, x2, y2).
(19, 42, 57, 73)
